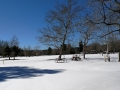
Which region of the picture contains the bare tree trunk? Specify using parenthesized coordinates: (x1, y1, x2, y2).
(83, 45, 86, 59)
(58, 28, 68, 59)
(118, 51, 120, 62)
(59, 46, 63, 59)
(9, 56, 10, 60)
(58, 40, 65, 59)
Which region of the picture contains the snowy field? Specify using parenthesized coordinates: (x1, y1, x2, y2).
(0, 54, 120, 90)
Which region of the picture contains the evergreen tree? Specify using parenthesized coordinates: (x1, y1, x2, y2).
(47, 47, 52, 55)
(79, 41, 83, 53)
(4, 45, 11, 60)
(11, 45, 20, 60)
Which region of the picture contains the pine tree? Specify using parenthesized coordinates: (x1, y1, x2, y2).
(11, 45, 20, 60)
(4, 45, 11, 60)
(79, 41, 83, 53)
(47, 47, 52, 55)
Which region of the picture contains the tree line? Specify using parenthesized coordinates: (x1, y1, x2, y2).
(0, 36, 20, 60)
(0, 36, 120, 60)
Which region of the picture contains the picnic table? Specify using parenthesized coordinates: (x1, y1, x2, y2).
(72, 55, 81, 61)
(55, 58, 67, 63)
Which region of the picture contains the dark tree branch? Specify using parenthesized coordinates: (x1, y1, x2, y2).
(100, 29, 120, 38)
(115, 0, 120, 5)
(103, 0, 120, 13)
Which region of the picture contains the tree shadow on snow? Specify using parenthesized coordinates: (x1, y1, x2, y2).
(0, 66, 64, 82)
(5, 59, 27, 61)
(84, 58, 103, 60)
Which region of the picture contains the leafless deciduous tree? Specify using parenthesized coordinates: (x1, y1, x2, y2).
(87, 0, 120, 31)
(23, 45, 31, 57)
(10, 35, 20, 59)
(34, 45, 40, 56)
(38, 0, 82, 59)
(10, 35, 19, 47)
(77, 17, 99, 59)
(87, 0, 120, 61)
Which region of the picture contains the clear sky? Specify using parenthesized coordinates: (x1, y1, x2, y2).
(0, 0, 86, 50)
(0, 0, 66, 49)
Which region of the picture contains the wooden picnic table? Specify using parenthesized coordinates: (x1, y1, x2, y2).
(72, 55, 81, 61)
(55, 58, 67, 63)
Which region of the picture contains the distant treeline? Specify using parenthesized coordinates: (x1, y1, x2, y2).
(0, 38, 120, 59)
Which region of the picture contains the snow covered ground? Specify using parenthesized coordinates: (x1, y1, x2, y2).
(0, 54, 120, 90)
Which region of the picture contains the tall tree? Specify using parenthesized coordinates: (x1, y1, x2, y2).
(38, 0, 83, 59)
(9, 35, 20, 59)
(77, 17, 98, 59)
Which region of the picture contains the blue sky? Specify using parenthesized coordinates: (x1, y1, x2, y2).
(0, 0, 86, 50)
(0, 0, 66, 49)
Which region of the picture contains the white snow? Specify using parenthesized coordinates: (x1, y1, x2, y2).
(0, 53, 120, 90)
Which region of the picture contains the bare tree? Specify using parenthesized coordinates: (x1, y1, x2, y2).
(23, 46, 27, 57)
(34, 45, 40, 56)
(23, 45, 32, 57)
(77, 17, 99, 58)
(86, 0, 120, 61)
(27, 45, 31, 57)
(9, 35, 20, 59)
(10, 35, 19, 47)
(38, 0, 82, 59)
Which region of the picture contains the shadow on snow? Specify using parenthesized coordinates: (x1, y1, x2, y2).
(5, 59, 27, 61)
(0, 66, 64, 82)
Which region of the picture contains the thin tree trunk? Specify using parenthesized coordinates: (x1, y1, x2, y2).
(118, 51, 120, 62)
(58, 28, 68, 59)
(59, 47, 63, 59)
(83, 53, 85, 59)
(83, 45, 86, 59)
(58, 41, 65, 59)
(9, 56, 10, 60)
